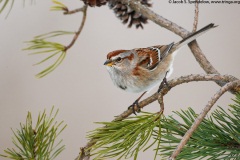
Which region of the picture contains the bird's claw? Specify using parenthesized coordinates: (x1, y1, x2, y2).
(158, 72, 171, 93)
(128, 100, 141, 115)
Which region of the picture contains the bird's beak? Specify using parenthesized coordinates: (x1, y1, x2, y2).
(104, 59, 114, 67)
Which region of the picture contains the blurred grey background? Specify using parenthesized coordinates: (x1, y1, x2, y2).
(0, 1, 240, 160)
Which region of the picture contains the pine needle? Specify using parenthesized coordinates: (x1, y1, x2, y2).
(24, 31, 73, 78)
(0, 106, 67, 160)
(87, 112, 163, 160)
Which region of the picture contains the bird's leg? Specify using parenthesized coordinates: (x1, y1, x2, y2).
(158, 71, 170, 93)
(128, 91, 147, 115)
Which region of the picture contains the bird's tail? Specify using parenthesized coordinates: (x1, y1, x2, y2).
(171, 23, 217, 51)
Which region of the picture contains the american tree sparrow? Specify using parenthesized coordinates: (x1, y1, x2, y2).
(104, 23, 217, 114)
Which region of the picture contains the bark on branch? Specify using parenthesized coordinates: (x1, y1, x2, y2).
(192, 0, 199, 32)
(114, 74, 239, 121)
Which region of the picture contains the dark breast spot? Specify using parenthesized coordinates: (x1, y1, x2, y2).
(118, 85, 127, 90)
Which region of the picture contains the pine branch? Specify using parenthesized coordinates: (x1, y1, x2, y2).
(87, 112, 162, 160)
(169, 80, 240, 159)
(81, 91, 240, 160)
(0, 106, 67, 160)
(159, 93, 240, 160)
(24, 4, 87, 78)
(24, 38, 68, 78)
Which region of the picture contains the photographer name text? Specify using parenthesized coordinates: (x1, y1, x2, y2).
(169, 0, 240, 4)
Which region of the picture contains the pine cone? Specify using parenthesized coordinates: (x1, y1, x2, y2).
(82, 0, 108, 7)
(108, 0, 152, 29)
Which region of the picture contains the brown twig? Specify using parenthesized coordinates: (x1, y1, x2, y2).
(114, 74, 238, 121)
(75, 147, 90, 160)
(158, 93, 164, 113)
(192, 0, 199, 32)
(64, 5, 88, 51)
(63, 7, 85, 15)
(168, 80, 240, 160)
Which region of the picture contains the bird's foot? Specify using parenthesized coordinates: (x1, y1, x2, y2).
(128, 100, 141, 115)
(158, 72, 171, 93)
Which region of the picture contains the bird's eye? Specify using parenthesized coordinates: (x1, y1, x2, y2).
(116, 57, 122, 62)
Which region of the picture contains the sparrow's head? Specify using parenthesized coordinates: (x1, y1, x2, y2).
(104, 50, 135, 71)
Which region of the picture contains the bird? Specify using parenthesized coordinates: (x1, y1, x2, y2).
(104, 23, 217, 114)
